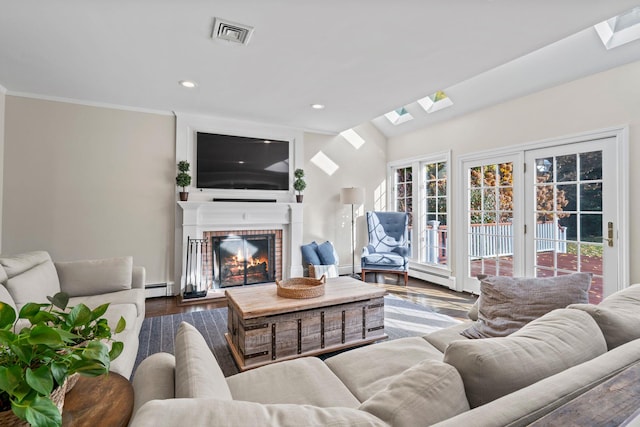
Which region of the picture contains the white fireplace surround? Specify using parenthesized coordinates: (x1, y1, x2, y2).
(175, 201, 304, 294)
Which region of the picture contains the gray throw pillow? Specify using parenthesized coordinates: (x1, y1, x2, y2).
(568, 283, 640, 349)
(461, 272, 591, 338)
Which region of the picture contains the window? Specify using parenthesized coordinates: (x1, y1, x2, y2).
(424, 161, 448, 267)
(390, 152, 450, 270)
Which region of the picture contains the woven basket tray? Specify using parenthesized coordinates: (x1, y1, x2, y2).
(276, 275, 326, 299)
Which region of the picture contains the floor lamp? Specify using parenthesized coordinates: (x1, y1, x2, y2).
(341, 187, 365, 278)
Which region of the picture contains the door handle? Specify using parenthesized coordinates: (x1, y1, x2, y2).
(603, 221, 614, 247)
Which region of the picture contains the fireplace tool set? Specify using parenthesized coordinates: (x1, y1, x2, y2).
(183, 236, 210, 299)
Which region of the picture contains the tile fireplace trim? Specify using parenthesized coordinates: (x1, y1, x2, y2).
(175, 201, 303, 295)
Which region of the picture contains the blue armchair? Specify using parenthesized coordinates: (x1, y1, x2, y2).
(361, 211, 410, 285)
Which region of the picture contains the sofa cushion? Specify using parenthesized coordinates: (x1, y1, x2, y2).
(227, 357, 360, 408)
(56, 256, 133, 297)
(362, 252, 405, 267)
(0, 251, 51, 279)
(325, 336, 443, 402)
(444, 309, 607, 408)
(174, 322, 232, 400)
(360, 359, 470, 427)
(5, 260, 61, 306)
(423, 322, 470, 353)
(568, 283, 640, 350)
(462, 273, 591, 338)
(0, 285, 17, 314)
(69, 289, 145, 319)
(300, 241, 321, 266)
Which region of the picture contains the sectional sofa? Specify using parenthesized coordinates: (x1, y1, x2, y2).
(129, 277, 640, 426)
(0, 251, 145, 379)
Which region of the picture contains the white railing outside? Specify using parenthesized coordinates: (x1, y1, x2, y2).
(465, 221, 567, 259)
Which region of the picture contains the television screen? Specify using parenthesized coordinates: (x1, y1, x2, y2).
(196, 132, 290, 190)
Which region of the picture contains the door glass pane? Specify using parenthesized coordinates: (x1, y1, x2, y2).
(467, 161, 514, 278)
(533, 150, 603, 304)
(580, 183, 602, 211)
(556, 154, 577, 182)
(580, 151, 602, 180)
(423, 160, 448, 267)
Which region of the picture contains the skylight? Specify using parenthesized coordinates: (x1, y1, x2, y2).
(310, 151, 339, 176)
(384, 107, 414, 125)
(418, 90, 453, 114)
(595, 6, 640, 50)
(340, 129, 365, 149)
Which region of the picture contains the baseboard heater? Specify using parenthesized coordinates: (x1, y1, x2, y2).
(145, 283, 168, 298)
(213, 198, 277, 203)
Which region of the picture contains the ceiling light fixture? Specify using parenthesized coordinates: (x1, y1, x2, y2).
(311, 104, 325, 110)
(179, 80, 197, 88)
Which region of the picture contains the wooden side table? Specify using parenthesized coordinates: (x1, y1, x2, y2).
(62, 373, 134, 427)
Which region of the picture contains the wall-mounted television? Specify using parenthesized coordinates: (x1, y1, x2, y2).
(196, 132, 290, 191)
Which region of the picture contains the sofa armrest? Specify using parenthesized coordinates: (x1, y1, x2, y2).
(132, 266, 146, 289)
(132, 352, 176, 415)
(130, 398, 388, 427)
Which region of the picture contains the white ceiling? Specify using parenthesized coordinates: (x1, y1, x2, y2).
(1, 1, 640, 136)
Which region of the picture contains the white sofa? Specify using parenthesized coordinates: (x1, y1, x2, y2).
(129, 284, 640, 426)
(0, 251, 145, 379)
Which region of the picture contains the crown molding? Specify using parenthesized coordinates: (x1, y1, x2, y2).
(6, 91, 173, 116)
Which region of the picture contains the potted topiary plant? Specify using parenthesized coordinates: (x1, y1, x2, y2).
(293, 168, 306, 203)
(0, 292, 125, 427)
(176, 161, 192, 201)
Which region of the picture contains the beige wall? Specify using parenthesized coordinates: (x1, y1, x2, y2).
(389, 59, 640, 284)
(303, 122, 387, 272)
(3, 97, 175, 285)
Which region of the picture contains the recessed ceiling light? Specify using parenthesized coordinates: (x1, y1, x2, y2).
(238, 161, 245, 164)
(264, 140, 271, 144)
(179, 80, 197, 88)
(311, 104, 325, 110)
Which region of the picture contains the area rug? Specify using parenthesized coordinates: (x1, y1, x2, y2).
(132, 295, 461, 378)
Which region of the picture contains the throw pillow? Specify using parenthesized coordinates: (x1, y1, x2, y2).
(461, 272, 591, 338)
(360, 359, 470, 426)
(300, 241, 321, 266)
(316, 241, 336, 265)
(55, 256, 133, 297)
(5, 261, 61, 306)
(0, 251, 52, 279)
(568, 283, 640, 349)
(174, 321, 233, 400)
(444, 309, 607, 408)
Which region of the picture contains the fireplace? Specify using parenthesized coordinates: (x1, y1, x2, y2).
(204, 229, 283, 288)
(176, 201, 303, 296)
(213, 233, 275, 287)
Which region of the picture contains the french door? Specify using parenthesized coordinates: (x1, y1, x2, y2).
(462, 135, 624, 303)
(524, 138, 618, 303)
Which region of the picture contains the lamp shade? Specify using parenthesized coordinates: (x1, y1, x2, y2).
(340, 187, 365, 205)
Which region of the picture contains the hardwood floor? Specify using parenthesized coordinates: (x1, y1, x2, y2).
(145, 275, 477, 321)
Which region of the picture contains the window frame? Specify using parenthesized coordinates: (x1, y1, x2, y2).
(388, 151, 452, 275)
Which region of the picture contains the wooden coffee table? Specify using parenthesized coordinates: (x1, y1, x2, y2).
(62, 373, 133, 426)
(225, 276, 387, 371)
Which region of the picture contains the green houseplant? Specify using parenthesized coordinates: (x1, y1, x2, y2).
(0, 293, 125, 427)
(176, 161, 192, 201)
(293, 168, 306, 203)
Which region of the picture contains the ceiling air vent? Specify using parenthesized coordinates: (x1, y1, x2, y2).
(212, 18, 254, 45)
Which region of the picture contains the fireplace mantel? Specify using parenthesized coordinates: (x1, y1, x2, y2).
(174, 201, 303, 294)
